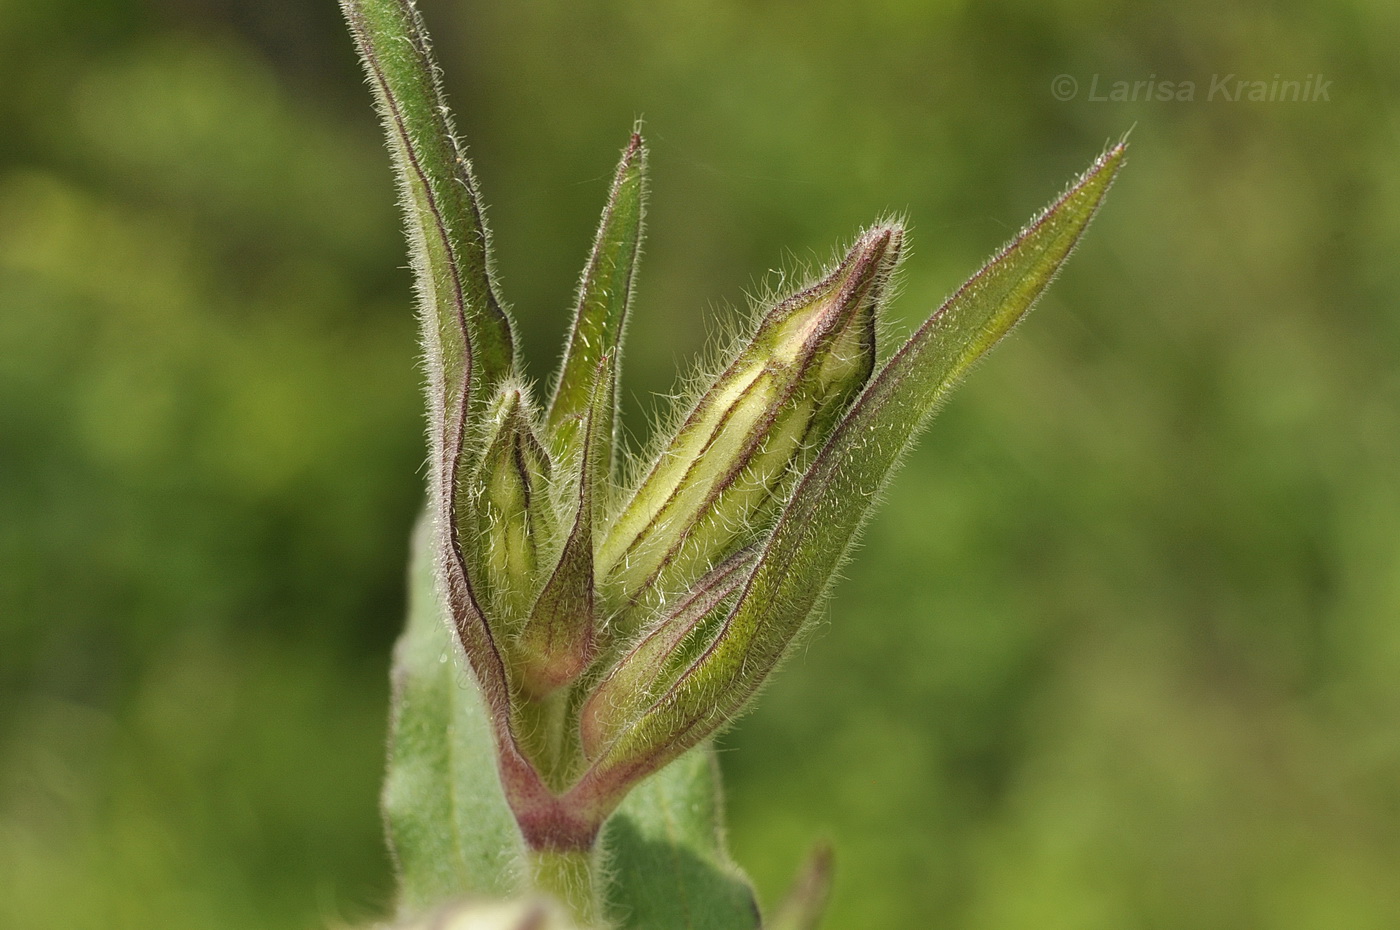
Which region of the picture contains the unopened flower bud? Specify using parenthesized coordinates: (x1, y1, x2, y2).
(579, 549, 754, 760)
(477, 388, 556, 625)
(596, 225, 903, 614)
(513, 359, 613, 701)
(346, 0, 1126, 906)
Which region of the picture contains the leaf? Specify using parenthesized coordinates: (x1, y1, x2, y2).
(340, 0, 515, 411)
(593, 142, 1127, 778)
(602, 744, 761, 930)
(383, 516, 525, 916)
(766, 844, 834, 930)
(341, 0, 516, 762)
(546, 132, 647, 472)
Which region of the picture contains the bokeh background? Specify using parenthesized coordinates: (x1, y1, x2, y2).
(3, 0, 1398, 927)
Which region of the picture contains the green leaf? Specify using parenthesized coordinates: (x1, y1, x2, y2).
(766, 844, 834, 930)
(341, 0, 516, 757)
(594, 142, 1127, 777)
(546, 132, 647, 471)
(340, 0, 515, 412)
(602, 744, 761, 930)
(383, 516, 525, 916)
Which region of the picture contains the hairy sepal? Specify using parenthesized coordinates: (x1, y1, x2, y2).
(515, 357, 615, 701)
(578, 549, 757, 761)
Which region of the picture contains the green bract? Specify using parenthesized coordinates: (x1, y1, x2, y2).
(342, 0, 1124, 925)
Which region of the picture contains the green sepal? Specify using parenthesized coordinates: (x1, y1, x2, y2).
(341, 0, 518, 729)
(515, 358, 616, 701)
(579, 550, 755, 761)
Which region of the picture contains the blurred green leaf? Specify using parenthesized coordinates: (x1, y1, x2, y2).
(767, 844, 834, 930)
(382, 517, 524, 914)
(603, 746, 761, 930)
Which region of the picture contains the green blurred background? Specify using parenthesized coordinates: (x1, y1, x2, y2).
(3, 0, 1398, 927)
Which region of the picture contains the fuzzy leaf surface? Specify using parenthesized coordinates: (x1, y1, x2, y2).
(547, 133, 646, 471)
(383, 517, 524, 915)
(341, 0, 514, 407)
(602, 745, 761, 930)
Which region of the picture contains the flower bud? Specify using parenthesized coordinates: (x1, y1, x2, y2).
(477, 388, 556, 625)
(513, 358, 613, 701)
(579, 549, 754, 760)
(596, 225, 903, 614)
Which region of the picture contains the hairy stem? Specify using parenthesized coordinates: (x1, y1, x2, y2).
(528, 849, 600, 927)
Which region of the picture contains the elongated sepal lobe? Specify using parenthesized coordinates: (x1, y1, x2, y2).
(341, 0, 515, 401)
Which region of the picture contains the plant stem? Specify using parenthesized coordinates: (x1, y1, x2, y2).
(529, 848, 600, 927)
